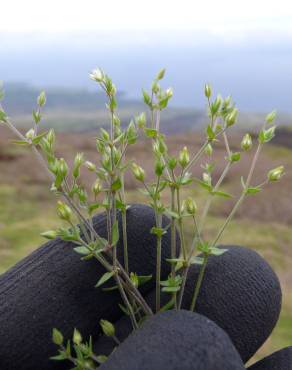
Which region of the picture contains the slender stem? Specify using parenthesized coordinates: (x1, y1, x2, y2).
(190, 253, 208, 311)
(176, 187, 187, 260)
(191, 138, 265, 312)
(199, 161, 232, 233)
(170, 187, 177, 279)
(155, 212, 162, 312)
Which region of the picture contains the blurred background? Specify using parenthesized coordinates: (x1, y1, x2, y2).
(0, 0, 292, 364)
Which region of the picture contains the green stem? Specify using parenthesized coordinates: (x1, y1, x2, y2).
(176, 187, 187, 260)
(190, 253, 208, 311)
(155, 213, 162, 312)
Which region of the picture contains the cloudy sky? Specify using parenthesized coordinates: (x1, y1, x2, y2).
(1, 0, 291, 34)
(1, 0, 292, 111)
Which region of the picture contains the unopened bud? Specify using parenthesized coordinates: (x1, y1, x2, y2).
(92, 180, 102, 196)
(203, 172, 211, 185)
(136, 112, 146, 128)
(73, 328, 82, 345)
(241, 133, 252, 151)
(58, 158, 68, 178)
(132, 163, 145, 182)
(178, 146, 190, 168)
(204, 84, 212, 99)
(25, 128, 35, 140)
(57, 201, 72, 222)
(266, 110, 277, 124)
(182, 197, 197, 215)
(226, 108, 238, 127)
(267, 166, 285, 182)
(90, 68, 104, 82)
(41, 230, 57, 240)
(85, 161, 96, 172)
(37, 91, 46, 107)
(100, 319, 115, 337)
(205, 143, 213, 156)
(156, 68, 166, 80)
(73, 153, 84, 178)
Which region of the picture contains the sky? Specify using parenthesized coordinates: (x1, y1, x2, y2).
(1, 0, 292, 112)
(1, 0, 292, 34)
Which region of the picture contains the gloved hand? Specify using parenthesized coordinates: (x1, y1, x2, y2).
(0, 204, 288, 370)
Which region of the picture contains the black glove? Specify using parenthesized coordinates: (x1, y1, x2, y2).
(0, 203, 287, 370)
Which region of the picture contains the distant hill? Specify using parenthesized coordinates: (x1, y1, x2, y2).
(1, 83, 291, 133)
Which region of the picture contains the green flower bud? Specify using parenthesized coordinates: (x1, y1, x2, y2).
(166, 88, 173, 98)
(136, 112, 146, 128)
(168, 157, 177, 170)
(25, 128, 35, 140)
(57, 201, 72, 222)
(52, 328, 63, 345)
(210, 95, 222, 115)
(178, 146, 190, 168)
(203, 172, 211, 185)
(204, 83, 212, 99)
(205, 143, 213, 156)
(130, 272, 139, 288)
(152, 81, 160, 94)
(241, 133, 252, 151)
(89, 68, 104, 82)
(92, 180, 102, 196)
(113, 114, 120, 127)
(73, 153, 84, 178)
(100, 319, 115, 337)
(156, 68, 166, 80)
(73, 328, 82, 345)
(266, 110, 277, 124)
(85, 161, 96, 172)
(155, 160, 164, 176)
(47, 129, 55, 146)
(58, 158, 68, 178)
(132, 163, 145, 182)
(41, 230, 57, 240)
(182, 197, 197, 215)
(226, 108, 238, 127)
(37, 91, 46, 107)
(267, 166, 285, 182)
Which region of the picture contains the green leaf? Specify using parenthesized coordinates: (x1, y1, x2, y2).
(102, 285, 118, 292)
(189, 256, 204, 265)
(11, 140, 30, 146)
(164, 209, 180, 219)
(111, 178, 122, 191)
(0, 109, 7, 123)
(144, 127, 158, 138)
(209, 247, 228, 256)
(118, 303, 129, 315)
(196, 179, 213, 192)
(95, 271, 115, 288)
(245, 186, 262, 195)
(32, 131, 48, 145)
(74, 246, 90, 256)
(112, 221, 119, 245)
(137, 275, 152, 286)
(115, 199, 126, 212)
(206, 124, 215, 141)
(178, 172, 193, 186)
(96, 355, 108, 364)
(150, 227, 166, 238)
(211, 190, 232, 198)
(159, 296, 176, 312)
(50, 352, 67, 361)
(32, 109, 41, 124)
(229, 152, 241, 163)
(162, 286, 180, 293)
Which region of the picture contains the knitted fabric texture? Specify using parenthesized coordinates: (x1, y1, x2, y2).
(0, 204, 174, 370)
